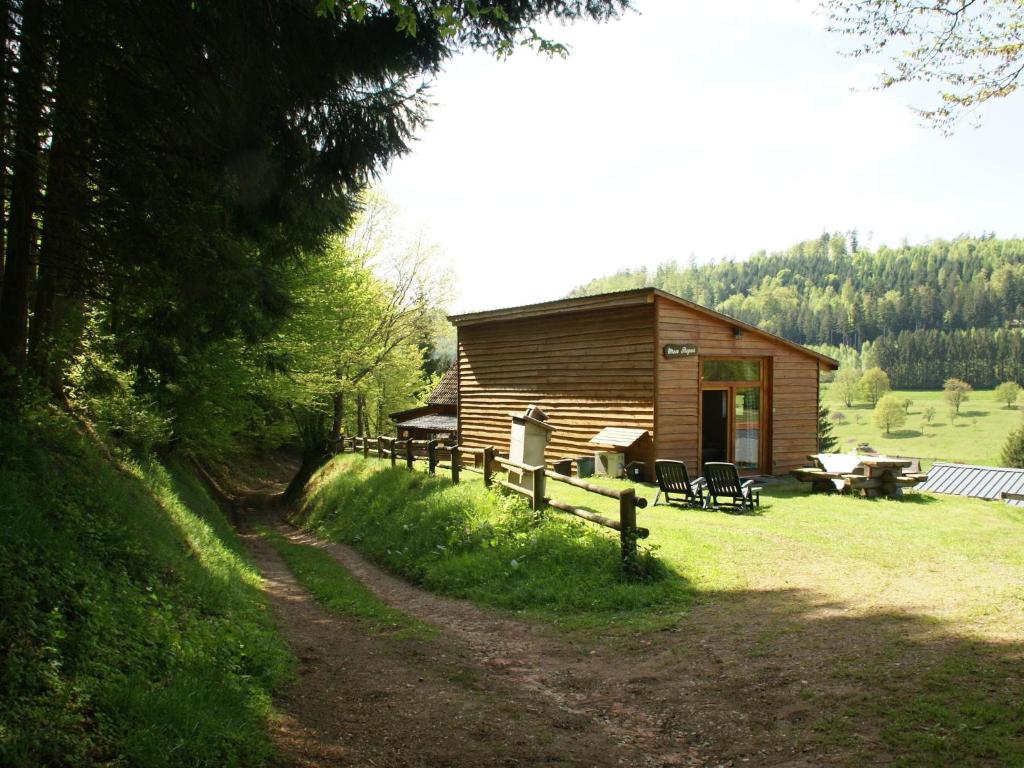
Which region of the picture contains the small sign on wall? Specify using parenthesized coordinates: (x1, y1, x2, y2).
(663, 343, 697, 358)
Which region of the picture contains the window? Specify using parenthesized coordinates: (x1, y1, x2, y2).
(701, 359, 761, 382)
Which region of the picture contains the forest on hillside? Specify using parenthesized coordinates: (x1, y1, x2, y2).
(570, 234, 1024, 389)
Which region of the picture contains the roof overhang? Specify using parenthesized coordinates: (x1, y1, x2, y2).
(447, 287, 839, 370)
(589, 427, 649, 448)
(395, 414, 458, 431)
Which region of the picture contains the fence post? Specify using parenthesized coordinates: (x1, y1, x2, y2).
(362, 434, 369, 459)
(531, 465, 546, 512)
(406, 439, 414, 470)
(427, 440, 438, 475)
(619, 488, 639, 573)
(450, 445, 460, 484)
(482, 446, 494, 487)
(390, 438, 397, 467)
(377, 434, 384, 460)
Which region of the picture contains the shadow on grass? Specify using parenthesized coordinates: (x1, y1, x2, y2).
(674, 585, 1024, 767)
(958, 410, 987, 418)
(298, 456, 1023, 765)
(890, 491, 942, 505)
(885, 429, 923, 439)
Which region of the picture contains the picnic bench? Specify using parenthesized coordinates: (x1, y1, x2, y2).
(791, 454, 928, 498)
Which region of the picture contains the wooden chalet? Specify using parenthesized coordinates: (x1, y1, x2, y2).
(390, 367, 458, 441)
(449, 289, 838, 478)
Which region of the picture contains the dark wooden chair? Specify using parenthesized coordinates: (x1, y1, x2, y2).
(653, 460, 706, 508)
(702, 462, 761, 512)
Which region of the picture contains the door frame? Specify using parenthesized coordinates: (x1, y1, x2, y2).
(697, 357, 770, 474)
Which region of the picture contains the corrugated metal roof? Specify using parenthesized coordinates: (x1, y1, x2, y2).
(395, 413, 458, 431)
(919, 462, 1024, 507)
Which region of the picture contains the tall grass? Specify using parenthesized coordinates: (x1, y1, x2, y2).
(0, 409, 290, 767)
(299, 455, 691, 628)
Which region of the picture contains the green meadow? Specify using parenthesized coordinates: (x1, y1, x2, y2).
(821, 385, 1022, 467)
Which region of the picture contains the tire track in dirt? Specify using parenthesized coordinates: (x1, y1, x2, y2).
(268, 518, 832, 767)
(241, 516, 653, 767)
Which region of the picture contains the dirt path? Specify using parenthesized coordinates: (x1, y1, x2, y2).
(239, 506, 854, 768)
(242, 518, 639, 767)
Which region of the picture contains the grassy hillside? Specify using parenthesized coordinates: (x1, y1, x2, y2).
(299, 455, 688, 629)
(0, 409, 290, 767)
(822, 386, 1020, 467)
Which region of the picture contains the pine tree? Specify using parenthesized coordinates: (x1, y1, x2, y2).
(1001, 419, 1024, 468)
(818, 394, 838, 452)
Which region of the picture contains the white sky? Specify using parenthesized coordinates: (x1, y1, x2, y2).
(378, 0, 1024, 314)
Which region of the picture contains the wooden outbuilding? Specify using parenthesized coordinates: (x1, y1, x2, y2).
(390, 367, 458, 441)
(449, 289, 838, 478)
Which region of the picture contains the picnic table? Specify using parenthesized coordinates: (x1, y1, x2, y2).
(791, 454, 928, 498)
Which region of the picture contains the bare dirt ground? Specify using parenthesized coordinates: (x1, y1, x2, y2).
(220, 455, 901, 767)
(237, 502, 872, 768)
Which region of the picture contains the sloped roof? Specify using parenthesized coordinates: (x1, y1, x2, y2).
(426, 367, 458, 406)
(396, 413, 458, 432)
(447, 288, 838, 369)
(919, 462, 1024, 507)
(589, 427, 649, 447)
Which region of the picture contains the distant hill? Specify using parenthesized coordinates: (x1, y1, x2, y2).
(569, 234, 1024, 389)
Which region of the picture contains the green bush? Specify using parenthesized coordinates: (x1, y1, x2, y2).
(1001, 420, 1024, 468)
(0, 409, 290, 767)
(299, 456, 687, 622)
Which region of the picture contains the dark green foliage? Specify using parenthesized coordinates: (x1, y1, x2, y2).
(818, 394, 838, 452)
(299, 456, 686, 620)
(0, 410, 290, 767)
(571, 234, 1024, 389)
(0, 0, 628, 433)
(1001, 420, 1024, 468)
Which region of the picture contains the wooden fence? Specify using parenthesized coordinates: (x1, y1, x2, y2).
(336, 436, 648, 569)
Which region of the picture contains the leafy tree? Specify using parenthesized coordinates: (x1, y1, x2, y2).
(943, 377, 973, 414)
(818, 395, 838, 452)
(832, 366, 861, 407)
(574, 235, 1024, 391)
(901, 398, 913, 414)
(873, 394, 907, 435)
(995, 381, 1021, 409)
(1001, 419, 1024, 468)
(859, 367, 891, 407)
(922, 405, 937, 425)
(0, 0, 627, 414)
(822, 0, 1024, 130)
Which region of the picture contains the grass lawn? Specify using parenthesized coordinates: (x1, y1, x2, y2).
(258, 527, 436, 640)
(302, 454, 1024, 766)
(821, 385, 1022, 467)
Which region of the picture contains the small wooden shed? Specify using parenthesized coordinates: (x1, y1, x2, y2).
(390, 367, 458, 441)
(449, 289, 837, 478)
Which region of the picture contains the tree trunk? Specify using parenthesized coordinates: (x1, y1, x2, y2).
(29, 3, 89, 391)
(0, 0, 12, 286)
(355, 392, 365, 437)
(0, 0, 47, 375)
(282, 408, 329, 505)
(330, 391, 344, 442)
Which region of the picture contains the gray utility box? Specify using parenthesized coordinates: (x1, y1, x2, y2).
(595, 451, 625, 478)
(508, 405, 554, 491)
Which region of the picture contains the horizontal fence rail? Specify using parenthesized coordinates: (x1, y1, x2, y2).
(331, 436, 648, 570)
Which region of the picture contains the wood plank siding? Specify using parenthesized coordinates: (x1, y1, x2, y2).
(453, 289, 834, 477)
(457, 303, 656, 467)
(655, 295, 820, 474)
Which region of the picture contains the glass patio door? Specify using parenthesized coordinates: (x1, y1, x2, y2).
(733, 386, 761, 472)
(700, 358, 765, 473)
